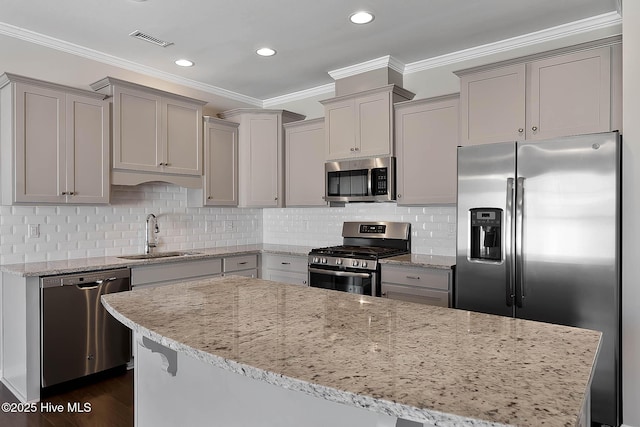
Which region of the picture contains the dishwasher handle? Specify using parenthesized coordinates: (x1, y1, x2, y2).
(41, 268, 131, 289)
(74, 278, 118, 290)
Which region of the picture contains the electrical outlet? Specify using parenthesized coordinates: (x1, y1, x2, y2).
(28, 224, 40, 239)
(225, 220, 234, 232)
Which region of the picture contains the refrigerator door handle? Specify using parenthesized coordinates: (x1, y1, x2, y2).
(505, 178, 515, 307)
(515, 177, 526, 308)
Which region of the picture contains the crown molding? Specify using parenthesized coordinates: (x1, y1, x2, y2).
(0, 11, 623, 107)
(263, 83, 335, 108)
(0, 21, 262, 107)
(328, 55, 405, 80)
(404, 11, 621, 74)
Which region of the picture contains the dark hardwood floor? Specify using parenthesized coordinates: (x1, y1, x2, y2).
(0, 368, 133, 427)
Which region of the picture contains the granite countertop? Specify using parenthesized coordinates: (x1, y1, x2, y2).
(379, 254, 456, 269)
(102, 276, 601, 427)
(0, 244, 314, 277)
(0, 244, 454, 277)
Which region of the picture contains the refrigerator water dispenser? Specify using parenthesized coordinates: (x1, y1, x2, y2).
(470, 208, 502, 261)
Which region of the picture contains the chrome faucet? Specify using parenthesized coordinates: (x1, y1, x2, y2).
(145, 214, 159, 254)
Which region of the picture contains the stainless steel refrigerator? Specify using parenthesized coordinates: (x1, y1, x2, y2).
(455, 131, 621, 427)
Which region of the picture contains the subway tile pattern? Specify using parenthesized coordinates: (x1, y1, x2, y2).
(0, 183, 262, 265)
(0, 184, 455, 265)
(263, 204, 456, 256)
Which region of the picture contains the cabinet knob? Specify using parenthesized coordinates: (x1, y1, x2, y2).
(350, 148, 355, 152)
(274, 197, 278, 201)
(68, 191, 75, 196)
(158, 162, 164, 166)
(518, 128, 524, 133)
(398, 194, 402, 199)
(382, 292, 387, 297)
(207, 196, 212, 200)
(61, 192, 68, 195)
(532, 126, 538, 132)
(354, 147, 359, 152)
(165, 163, 171, 166)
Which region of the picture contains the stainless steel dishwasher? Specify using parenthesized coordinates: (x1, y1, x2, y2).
(40, 268, 132, 388)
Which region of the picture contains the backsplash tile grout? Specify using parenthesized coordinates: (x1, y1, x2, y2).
(0, 183, 456, 265)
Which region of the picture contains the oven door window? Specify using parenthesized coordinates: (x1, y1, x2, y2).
(327, 169, 369, 197)
(309, 268, 374, 296)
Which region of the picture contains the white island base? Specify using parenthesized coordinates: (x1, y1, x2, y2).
(135, 332, 425, 427)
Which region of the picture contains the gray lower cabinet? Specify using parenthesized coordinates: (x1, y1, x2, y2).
(262, 253, 308, 286)
(223, 254, 259, 278)
(381, 264, 452, 307)
(131, 258, 222, 290)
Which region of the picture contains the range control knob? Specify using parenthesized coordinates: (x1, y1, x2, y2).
(352, 260, 359, 267)
(312, 257, 319, 263)
(361, 261, 368, 268)
(335, 259, 343, 265)
(321, 258, 327, 264)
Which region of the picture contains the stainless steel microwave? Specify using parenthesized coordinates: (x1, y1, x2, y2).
(324, 157, 395, 203)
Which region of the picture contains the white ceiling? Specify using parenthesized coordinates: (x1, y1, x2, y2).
(0, 0, 621, 105)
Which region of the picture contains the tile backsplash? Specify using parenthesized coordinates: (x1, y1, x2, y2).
(0, 183, 456, 265)
(0, 183, 262, 265)
(263, 203, 456, 256)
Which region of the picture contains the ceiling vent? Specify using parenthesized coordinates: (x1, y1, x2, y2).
(129, 30, 173, 48)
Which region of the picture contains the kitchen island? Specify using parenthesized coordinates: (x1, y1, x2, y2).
(102, 276, 601, 427)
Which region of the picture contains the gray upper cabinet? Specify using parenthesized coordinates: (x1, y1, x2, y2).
(321, 85, 414, 160)
(0, 74, 109, 205)
(91, 77, 206, 188)
(458, 41, 619, 146)
(218, 109, 305, 208)
(284, 118, 326, 207)
(394, 95, 459, 205)
(203, 117, 239, 206)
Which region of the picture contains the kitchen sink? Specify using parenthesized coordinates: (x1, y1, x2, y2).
(118, 251, 202, 260)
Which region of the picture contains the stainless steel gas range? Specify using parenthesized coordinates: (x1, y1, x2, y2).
(308, 221, 411, 297)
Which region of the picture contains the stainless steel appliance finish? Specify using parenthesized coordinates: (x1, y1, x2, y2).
(41, 268, 132, 388)
(309, 221, 411, 296)
(325, 157, 395, 203)
(455, 131, 621, 427)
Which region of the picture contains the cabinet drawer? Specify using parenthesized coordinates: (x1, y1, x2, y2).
(132, 258, 222, 286)
(262, 254, 308, 273)
(223, 255, 258, 272)
(381, 265, 450, 290)
(381, 283, 450, 307)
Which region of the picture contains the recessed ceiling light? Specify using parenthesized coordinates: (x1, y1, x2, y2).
(175, 59, 194, 67)
(350, 11, 374, 24)
(256, 47, 276, 57)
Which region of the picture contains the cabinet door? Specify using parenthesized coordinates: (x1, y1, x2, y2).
(527, 47, 611, 140)
(204, 121, 238, 206)
(395, 97, 458, 205)
(113, 86, 162, 172)
(66, 95, 110, 204)
(242, 114, 280, 207)
(356, 91, 392, 158)
(325, 99, 355, 160)
(285, 121, 326, 207)
(13, 83, 66, 203)
(459, 64, 526, 146)
(163, 98, 203, 175)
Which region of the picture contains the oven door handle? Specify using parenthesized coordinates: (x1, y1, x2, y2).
(308, 268, 372, 278)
